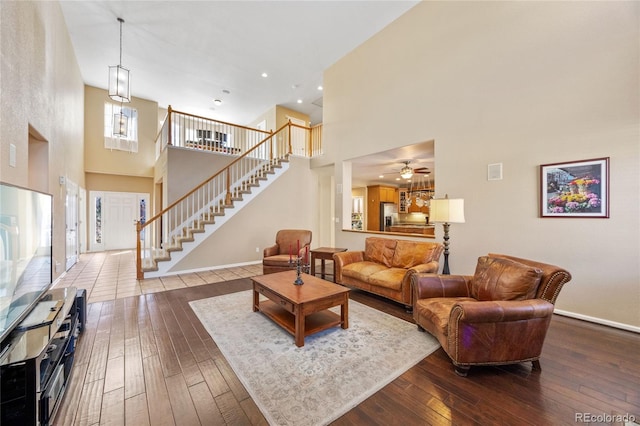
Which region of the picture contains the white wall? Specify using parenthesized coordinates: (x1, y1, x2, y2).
(319, 2, 640, 328)
(0, 1, 85, 281)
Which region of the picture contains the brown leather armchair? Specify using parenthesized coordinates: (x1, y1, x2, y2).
(412, 253, 571, 376)
(262, 229, 312, 274)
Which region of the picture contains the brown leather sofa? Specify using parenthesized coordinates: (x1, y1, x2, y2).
(333, 237, 443, 310)
(412, 253, 571, 376)
(262, 229, 312, 274)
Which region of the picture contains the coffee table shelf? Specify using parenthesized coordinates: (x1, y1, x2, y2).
(258, 299, 342, 338)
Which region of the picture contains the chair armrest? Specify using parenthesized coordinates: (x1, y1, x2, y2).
(263, 244, 279, 257)
(451, 299, 555, 323)
(333, 251, 365, 283)
(412, 274, 472, 300)
(408, 261, 440, 274)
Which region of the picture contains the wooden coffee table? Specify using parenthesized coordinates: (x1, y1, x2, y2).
(252, 270, 350, 347)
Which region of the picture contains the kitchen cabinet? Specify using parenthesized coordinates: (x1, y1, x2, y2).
(398, 190, 408, 213)
(366, 185, 397, 231)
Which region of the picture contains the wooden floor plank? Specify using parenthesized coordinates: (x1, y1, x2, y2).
(164, 373, 201, 426)
(124, 336, 146, 399)
(188, 381, 226, 424)
(54, 277, 640, 426)
(144, 293, 182, 377)
(215, 390, 252, 426)
(142, 355, 176, 426)
(125, 392, 151, 426)
(99, 387, 124, 425)
(103, 356, 125, 394)
(107, 298, 126, 360)
(75, 378, 104, 426)
(54, 360, 89, 426)
(136, 296, 158, 359)
(198, 358, 230, 397)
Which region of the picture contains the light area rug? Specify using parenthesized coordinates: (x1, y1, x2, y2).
(189, 290, 440, 426)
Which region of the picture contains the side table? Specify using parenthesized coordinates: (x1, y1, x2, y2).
(310, 247, 348, 282)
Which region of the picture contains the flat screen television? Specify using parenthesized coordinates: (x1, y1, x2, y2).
(0, 182, 52, 351)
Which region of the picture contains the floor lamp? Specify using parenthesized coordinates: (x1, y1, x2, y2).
(429, 195, 465, 274)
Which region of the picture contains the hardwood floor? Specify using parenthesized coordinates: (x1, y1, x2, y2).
(55, 277, 640, 425)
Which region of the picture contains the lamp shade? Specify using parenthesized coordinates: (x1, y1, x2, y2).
(430, 197, 465, 223)
(109, 65, 130, 103)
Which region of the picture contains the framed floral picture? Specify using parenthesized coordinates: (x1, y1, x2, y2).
(540, 157, 609, 218)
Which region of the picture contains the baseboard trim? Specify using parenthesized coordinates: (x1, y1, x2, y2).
(554, 309, 640, 334)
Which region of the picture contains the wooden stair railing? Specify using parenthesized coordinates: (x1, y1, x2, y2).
(137, 121, 298, 279)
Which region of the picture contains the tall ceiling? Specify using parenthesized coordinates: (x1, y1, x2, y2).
(60, 0, 419, 126)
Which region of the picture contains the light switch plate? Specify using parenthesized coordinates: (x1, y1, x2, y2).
(488, 163, 503, 180)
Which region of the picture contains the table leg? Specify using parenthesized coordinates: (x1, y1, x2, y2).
(320, 258, 326, 279)
(311, 253, 316, 276)
(252, 285, 259, 312)
(294, 306, 305, 347)
(341, 296, 349, 329)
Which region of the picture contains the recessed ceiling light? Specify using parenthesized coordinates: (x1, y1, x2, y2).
(395, 177, 401, 181)
(261, 72, 268, 78)
(213, 99, 222, 105)
(297, 99, 302, 104)
(317, 85, 323, 91)
(379, 175, 384, 178)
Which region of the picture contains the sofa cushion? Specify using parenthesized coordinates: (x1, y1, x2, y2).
(392, 240, 440, 269)
(367, 268, 408, 291)
(342, 261, 388, 283)
(471, 256, 543, 301)
(364, 237, 397, 267)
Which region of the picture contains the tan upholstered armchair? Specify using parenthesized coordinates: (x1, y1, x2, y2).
(262, 229, 312, 274)
(412, 253, 571, 376)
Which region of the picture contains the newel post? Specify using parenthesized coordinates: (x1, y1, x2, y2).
(136, 220, 143, 280)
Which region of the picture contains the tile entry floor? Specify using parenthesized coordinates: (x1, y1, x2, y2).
(54, 250, 264, 304)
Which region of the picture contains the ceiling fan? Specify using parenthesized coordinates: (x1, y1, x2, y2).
(399, 161, 430, 179)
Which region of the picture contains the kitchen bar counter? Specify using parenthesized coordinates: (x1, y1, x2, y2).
(387, 225, 435, 236)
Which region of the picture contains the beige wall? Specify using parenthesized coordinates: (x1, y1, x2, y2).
(85, 173, 153, 196)
(275, 105, 309, 129)
(170, 156, 318, 271)
(84, 85, 158, 178)
(0, 1, 85, 280)
(319, 2, 640, 328)
(164, 147, 237, 205)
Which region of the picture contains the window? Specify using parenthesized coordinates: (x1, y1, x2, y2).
(104, 102, 138, 152)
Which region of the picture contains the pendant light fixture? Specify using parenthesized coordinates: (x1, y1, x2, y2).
(108, 17, 130, 103)
(113, 102, 129, 137)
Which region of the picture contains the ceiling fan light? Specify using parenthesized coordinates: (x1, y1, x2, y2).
(400, 165, 413, 179)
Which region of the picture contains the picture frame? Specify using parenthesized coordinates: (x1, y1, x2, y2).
(540, 157, 609, 218)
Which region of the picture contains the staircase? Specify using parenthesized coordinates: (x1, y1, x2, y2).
(136, 108, 322, 279)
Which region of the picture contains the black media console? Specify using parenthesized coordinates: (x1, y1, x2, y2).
(0, 287, 86, 425)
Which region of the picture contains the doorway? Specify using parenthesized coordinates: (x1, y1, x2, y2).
(89, 191, 150, 251)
